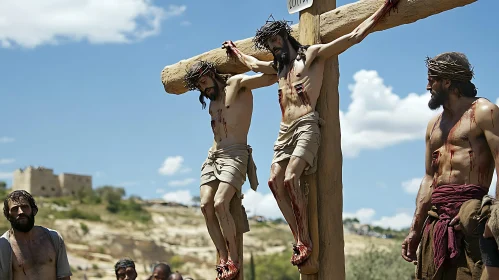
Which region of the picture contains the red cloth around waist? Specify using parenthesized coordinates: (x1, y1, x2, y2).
(429, 184, 487, 271)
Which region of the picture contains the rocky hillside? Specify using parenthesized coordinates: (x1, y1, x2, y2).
(0, 196, 404, 280)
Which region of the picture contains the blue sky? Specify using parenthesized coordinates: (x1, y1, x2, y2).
(0, 0, 497, 229)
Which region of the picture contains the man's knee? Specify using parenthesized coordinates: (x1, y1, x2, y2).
(283, 173, 297, 191)
(200, 200, 215, 217)
(214, 197, 230, 214)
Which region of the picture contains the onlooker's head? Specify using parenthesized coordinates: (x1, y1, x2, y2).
(3, 190, 38, 233)
(115, 258, 137, 280)
(168, 272, 183, 280)
(151, 263, 172, 280)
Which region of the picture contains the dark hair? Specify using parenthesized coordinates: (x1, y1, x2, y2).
(115, 258, 135, 275)
(253, 17, 309, 73)
(3, 190, 38, 219)
(426, 52, 477, 97)
(184, 61, 230, 109)
(153, 262, 172, 276)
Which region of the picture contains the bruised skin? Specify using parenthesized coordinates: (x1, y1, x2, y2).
(429, 99, 495, 189)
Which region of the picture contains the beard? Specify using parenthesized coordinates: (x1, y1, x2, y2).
(272, 43, 291, 73)
(203, 78, 220, 101)
(9, 213, 35, 233)
(428, 87, 449, 110)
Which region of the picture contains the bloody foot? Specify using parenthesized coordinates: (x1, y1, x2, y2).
(222, 259, 240, 280)
(291, 243, 313, 266)
(215, 259, 227, 280)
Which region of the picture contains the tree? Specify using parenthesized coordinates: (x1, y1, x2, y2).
(0, 181, 7, 191)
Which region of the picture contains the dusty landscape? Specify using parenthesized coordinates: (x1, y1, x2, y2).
(5, 199, 401, 280)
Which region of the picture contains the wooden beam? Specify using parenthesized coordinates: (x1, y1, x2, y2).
(160, 0, 477, 95)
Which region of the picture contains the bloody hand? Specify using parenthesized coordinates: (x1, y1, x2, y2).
(222, 40, 238, 57)
(401, 230, 420, 263)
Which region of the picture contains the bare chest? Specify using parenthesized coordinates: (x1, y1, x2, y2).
(429, 110, 480, 149)
(277, 60, 323, 105)
(10, 232, 57, 274)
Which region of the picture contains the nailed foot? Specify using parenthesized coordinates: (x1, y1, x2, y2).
(215, 259, 227, 280)
(222, 259, 240, 280)
(291, 243, 312, 266)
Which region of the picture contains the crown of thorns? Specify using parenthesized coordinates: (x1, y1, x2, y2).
(183, 60, 217, 91)
(253, 15, 292, 50)
(425, 56, 474, 82)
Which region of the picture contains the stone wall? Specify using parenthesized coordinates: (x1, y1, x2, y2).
(59, 173, 92, 196)
(12, 166, 92, 198)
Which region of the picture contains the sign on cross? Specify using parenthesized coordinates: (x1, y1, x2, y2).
(288, 0, 314, 14)
(160, 0, 478, 279)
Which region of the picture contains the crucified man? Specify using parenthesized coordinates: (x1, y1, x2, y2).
(222, 0, 399, 266)
(184, 61, 276, 280)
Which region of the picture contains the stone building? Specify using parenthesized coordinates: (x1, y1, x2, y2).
(12, 166, 92, 197)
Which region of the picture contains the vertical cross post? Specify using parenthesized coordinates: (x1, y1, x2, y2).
(298, 0, 345, 279)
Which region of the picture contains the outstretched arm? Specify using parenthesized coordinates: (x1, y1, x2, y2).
(222, 41, 277, 74)
(314, 0, 400, 60)
(476, 100, 499, 197)
(224, 73, 277, 107)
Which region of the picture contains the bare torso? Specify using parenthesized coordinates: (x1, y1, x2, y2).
(10, 226, 57, 280)
(429, 98, 495, 190)
(209, 78, 253, 150)
(277, 52, 325, 124)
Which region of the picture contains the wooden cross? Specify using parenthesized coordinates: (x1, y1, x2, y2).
(160, 0, 477, 279)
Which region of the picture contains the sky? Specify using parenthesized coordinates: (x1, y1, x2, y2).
(0, 0, 497, 230)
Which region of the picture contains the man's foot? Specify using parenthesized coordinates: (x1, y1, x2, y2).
(291, 243, 312, 266)
(222, 259, 240, 280)
(215, 259, 227, 280)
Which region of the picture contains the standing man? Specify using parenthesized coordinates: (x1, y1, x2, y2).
(0, 190, 72, 279)
(222, 0, 400, 266)
(400, 52, 499, 279)
(184, 60, 276, 280)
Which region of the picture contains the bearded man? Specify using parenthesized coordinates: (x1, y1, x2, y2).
(0, 190, 72, 280)
(221, 0, 400, 266)
(400, 52, 499, 280)
(184, 60, 276, 280)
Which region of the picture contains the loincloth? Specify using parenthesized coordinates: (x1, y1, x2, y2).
(416, 184, 489, 280)
(200, 143, 258, 198)
(481, 199, 499, 268)
(271, 111, 324, 175)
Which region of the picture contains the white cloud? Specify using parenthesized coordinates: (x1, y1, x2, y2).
(496, 98, 499, 106)
(156, 188, 165, 194)
(372, 212, 413, 230)
(343, 208, 376, 224)
(0, 1, 186, 48)
(242, 190, 283, 220)
(489, 172, 497, 197)
(0, 137, 14, 143)
(402, 177, 421, 194)
(0, 172, 13, 179)
(340, 70, 441, 157)
(168, 178, 196, 187)
(163, 190, 193, 205)
(0, 158, 15, 165)
(158, 156, 190, 176)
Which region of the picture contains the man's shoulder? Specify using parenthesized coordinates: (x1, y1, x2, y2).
(475, 97, 498, 112)
(36, 226, 64, 242)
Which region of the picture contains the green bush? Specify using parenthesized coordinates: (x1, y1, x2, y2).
(346, 243, 416, 280)
(55, 208, 101, 221)
(243, 250, 299, 280)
